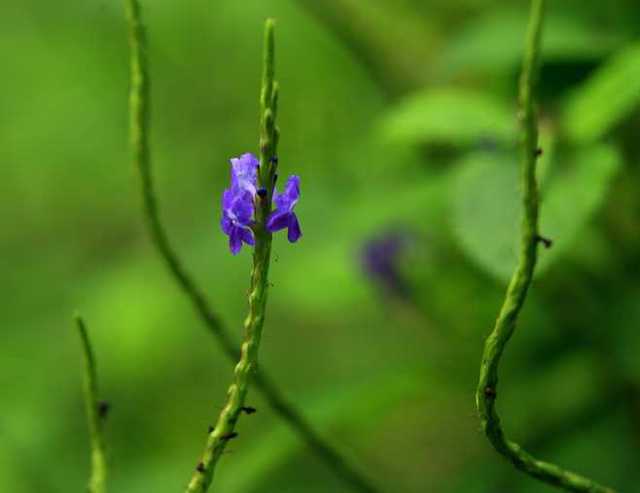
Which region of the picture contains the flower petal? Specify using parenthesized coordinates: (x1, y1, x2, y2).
(220, 213, 233, 235)
(222, 188, 234, 210)
(287, 213, 302, 243)
(229, 227, 243, 255)
(230, 153, 259, 195)
(266, 210, 290, 232)
(274, 175, 300, 211)
(240, 227, 255, 246)
(229, 189, 255, 225)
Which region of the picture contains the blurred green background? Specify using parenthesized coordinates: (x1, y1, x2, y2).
(2, 0, 640, 491)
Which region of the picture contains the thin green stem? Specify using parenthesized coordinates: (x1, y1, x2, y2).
(185, 19, 280, 493)
(124, 0, 238, 362)
(124, 3, 377, 492)
(475, 2, 616, 492)
(75, 314, 107, 493)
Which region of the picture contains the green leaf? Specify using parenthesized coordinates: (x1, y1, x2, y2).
(537, 145, 622, 272)
(563, 43, 640, 142)
(438, 9, 626, 76)
(451, 144, 622, 281)
(381, 88, 515, 147)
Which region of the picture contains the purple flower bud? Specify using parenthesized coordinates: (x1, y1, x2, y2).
(266, 175, 302, 243)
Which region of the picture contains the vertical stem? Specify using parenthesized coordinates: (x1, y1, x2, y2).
(185, 19, 279, 493)
(124, 3, 378, 492)
(75, 314, 107, 493)
(475, 2, 615, 492)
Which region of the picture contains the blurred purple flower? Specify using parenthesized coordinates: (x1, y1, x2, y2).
(267, 175, 302, 243)
(220, 153, 260, 255)
(361, 230, 412, 297)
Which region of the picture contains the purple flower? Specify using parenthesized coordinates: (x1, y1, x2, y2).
(230, 153, 259, 195)
(266, 175, 302, 242)
(220, 153, 260, 255)
(361, 230, 413, 297)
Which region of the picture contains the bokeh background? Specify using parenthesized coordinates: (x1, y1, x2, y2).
(2, 1, 640, 492)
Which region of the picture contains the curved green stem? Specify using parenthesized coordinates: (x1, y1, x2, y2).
(124, 3, 377, 492)
(475, 1, 616, 492)
(75, 314, 107, 493)
(124, 0, 239, 362)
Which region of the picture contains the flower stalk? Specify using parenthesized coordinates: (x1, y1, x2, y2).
(75, 314, 107, 493)
(125, 2, 376, 491)
(185, 19, 280, 493)
(475, 1, 616, 492)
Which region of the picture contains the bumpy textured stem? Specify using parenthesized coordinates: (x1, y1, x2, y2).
(475, 2, 615, 492)
(126, 4, 377, 491)
(75, 315, 107, 493)
(185, 19, 279, 493)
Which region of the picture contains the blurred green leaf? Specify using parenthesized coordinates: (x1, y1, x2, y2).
(563, 43, 640, 142)
(451, 144, 622, 281)
(438, 9, 626, 76)
(381, 88, 515, 147)
(610, 289, 640, 382)
(537, 145, 622, 271)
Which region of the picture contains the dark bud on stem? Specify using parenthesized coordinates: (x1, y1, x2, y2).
(196, 462, 205, 473)
(98, 400, 110, 419)
(534, 147, 543, 158)
(221, 431, 238, 441)
(484, 386, 497, 399)
(270, 156, 278, 165)
(257, 188, 267, 198)
(207, 425, 214, 433)
(241, 406, 257, 415)
(273, 173, 278, 184)
(536, 235, 553, 249)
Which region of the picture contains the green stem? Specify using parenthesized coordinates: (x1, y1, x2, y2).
(185, 19, 279, 493)
(75, 314, 107, 493)
(185, 20, 280, 493)
(124, 0, 238, 362)
(125, 2, 377, 492)
(475, 2, 616, 492)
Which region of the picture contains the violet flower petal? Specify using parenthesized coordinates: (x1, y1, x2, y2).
(229, 227, 243, 255)
(266, 209, 290, 232)
(287, 213, 302, 243)
(240, 227, 255, 246)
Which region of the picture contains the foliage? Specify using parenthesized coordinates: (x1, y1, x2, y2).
(1, 1, 640, 492)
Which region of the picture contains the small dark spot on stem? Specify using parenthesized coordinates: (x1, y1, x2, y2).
(535, 147, 543, 158)
(207, 425, 214, 433)
(98, 401, 110, 419)
(241, 406, 257, 415)
(196, 462, 205, 473)
(273, 173, 278, 184)
(484, 386, 497, 399)
(536, 235, 553, 248)
(257, 188, 267, 198)
(270, 156, 278, 164)
(221, 431, 238, 441)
